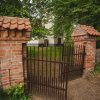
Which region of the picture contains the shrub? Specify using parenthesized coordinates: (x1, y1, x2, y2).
(6, 84, 30, 100)
(94, 63, 100, 74)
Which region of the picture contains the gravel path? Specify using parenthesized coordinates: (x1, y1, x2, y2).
(32, 75, 100, 100)
(68, 76, 100, 100)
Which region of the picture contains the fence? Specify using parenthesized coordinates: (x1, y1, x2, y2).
(23, 43, 85, 100)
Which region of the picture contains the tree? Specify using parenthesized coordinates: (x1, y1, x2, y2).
(0, 0, 23, 17)
(28, 0, 53, 38)
(53, 0, 100, 39)
(0, 0, 52, 38)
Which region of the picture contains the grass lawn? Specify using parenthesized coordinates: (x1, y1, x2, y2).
(94, 63, 100, 74)
(28, 46, 63, 60)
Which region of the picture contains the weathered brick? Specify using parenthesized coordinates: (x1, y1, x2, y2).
(0, 17, 30, 88)
(72, 25, 98, 73)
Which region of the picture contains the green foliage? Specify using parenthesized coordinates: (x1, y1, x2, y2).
(0, 0, 23, 17)
(31, 27, 50, 38)
(53, 0, 100, 40)
(0, 84, 30, 100)
(94, 63, 100, 74)
(0, 0, 52, 38)
(6, 84, 30, 100)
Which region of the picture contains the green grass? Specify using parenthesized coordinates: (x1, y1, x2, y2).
(28, 46, 63, 60)
(94, 63, 100, 74)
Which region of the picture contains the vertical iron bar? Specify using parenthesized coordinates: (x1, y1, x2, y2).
(50, 46, 52, 86)
(42, 46, 43, 94)
(82, 45, 85, 75)
(65, 44, 70, 100)
(8, 69, 11, 86)
(33, 47, 35, 77)
(54, 46, 56, 89)
(33, 46, 36, 95)
(26, 47, 30, 94)
(38, 46, 39, 92)
(46, 46, 48, 98)
(30, 46, 32, 94)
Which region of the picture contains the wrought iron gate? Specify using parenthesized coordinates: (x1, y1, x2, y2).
(23, 43, 85, 100)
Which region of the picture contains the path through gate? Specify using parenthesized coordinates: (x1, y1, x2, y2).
(23, 43, 85, 100)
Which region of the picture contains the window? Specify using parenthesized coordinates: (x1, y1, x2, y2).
(58, 38, 61, 44)
(44, 39, 49, 46)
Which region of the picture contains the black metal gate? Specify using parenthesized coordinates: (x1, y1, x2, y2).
(23, 43, 85, 100)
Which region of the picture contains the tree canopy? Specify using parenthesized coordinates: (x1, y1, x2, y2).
(0, 0, 100, 39)
(53, 0, 100, 38)
(0, 0, 52, 38)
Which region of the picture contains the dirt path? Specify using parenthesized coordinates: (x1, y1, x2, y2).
(68, 76, 100, 100)
(32, 75, 100, 100)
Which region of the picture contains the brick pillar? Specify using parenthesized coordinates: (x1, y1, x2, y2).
(84, 40, 96, 71)
(0, 16, 31, 88)
(72, 36, 96, 73)
(71, 24, 100, 75)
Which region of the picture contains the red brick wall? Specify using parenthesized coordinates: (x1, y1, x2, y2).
(84, 40, 96, 69)
(73, 38, 96, 71)
(0, 16, 31, 88)
(72, 25, 99, 73)
(0, 41, 24, 88)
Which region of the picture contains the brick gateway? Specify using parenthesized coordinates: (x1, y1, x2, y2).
(0, 16, 99, 100)
(23, 43, 85, 100)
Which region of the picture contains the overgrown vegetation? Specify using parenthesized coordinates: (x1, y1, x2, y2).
(53, 0, 100, 37)
(0, 84, 30, 100)
(0, 0, 100, 39)
(94, 63, 100, 74)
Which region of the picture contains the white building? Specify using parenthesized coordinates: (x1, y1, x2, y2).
(28, 18, 64, 46)
(27, 35, 64, 46)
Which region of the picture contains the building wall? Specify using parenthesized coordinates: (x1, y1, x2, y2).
(28, 36, 64, 46)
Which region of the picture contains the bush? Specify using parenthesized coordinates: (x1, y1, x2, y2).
(6, 84, 30, 100)
(94, 63, 100, 74)
(0, 84, 30, 100)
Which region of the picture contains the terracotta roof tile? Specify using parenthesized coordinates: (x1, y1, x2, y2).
(80, 25, 100, 36)
(25, 25, 31, 30)
(25, 21, 31, 26)
(3, 18, 10, 24)
(11, 19, 17, 24)
(0, 17, 3, 22)
(0, 16, 31, 31)
(10, 23, 18, 30)
(18, 24, 25, 30)
(0, 21, 3, 26)
(3, 23, 10, 28)
(18, 18, 24, 24)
